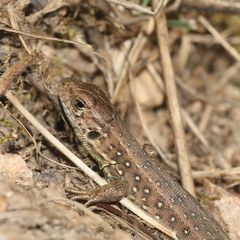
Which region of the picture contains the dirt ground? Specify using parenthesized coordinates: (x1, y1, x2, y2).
(0, 1, 240, 240)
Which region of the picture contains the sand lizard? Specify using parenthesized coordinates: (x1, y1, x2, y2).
(58, 79, 229, 240)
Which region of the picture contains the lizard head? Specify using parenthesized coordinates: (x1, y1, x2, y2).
(58, 79, 117, 142)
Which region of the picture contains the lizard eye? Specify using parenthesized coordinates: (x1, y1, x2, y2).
(73, 98, 85, 110)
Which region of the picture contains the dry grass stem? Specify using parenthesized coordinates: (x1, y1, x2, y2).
(193, 167, 240, 179)
(0, 26, 91, 48)
(0, 101, 38, 157)
(215, 62, 240, 93)
(112, 18, 154, 103)
(7, 3, 31, 54)
(0, 54, 35, 95)
(105, 0, 164, 15)
(154, 9, 195, 196)
(0, 26, 107, 63)
(183, 0, 240, 14)
(199, 16, 240, 62)
(166, 0, 182, 12)
(183, 109, 230, 169)
(26, 0, 67, 23)
(198, 105, 213, 133)
(147, 63, 165, 92)
(130, 78, 167, 163)
(182, 109, 210, 150)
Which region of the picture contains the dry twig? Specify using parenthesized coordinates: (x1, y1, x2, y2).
(153, 8, 195, 196)
(198, 16, 240, 62)
(0, 54, 35, 95)
(105, 0, 163, 15)
(183, 0, 240, 14)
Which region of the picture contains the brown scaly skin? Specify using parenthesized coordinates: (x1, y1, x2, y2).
(58, 79, 229, 240)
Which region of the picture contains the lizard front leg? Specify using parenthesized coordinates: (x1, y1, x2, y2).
(69, 181, 128, 206)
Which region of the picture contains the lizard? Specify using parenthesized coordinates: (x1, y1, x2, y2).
(58, 78, 229, 240)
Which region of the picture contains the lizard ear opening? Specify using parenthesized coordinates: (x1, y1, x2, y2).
(87, 130, 101, 140)
(74, 98, 85, 110)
